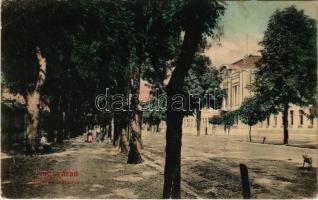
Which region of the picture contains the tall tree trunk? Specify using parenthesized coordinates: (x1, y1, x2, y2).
(196, 110, 201, 136)
(47, 98, 58, 143)
(282, 104, 289, 144)
(163, 109, 183, 199)
(128, 110, 143, 163)
(156, 124, 159, 133)
(163, 29, 201, 199)
(119, 124, 128, 153)
(127, 65, 143, 164)
(56, 101, 64, 144)
(68, 105, 74, 138)
(65, 103, 71, 139)
(113, 116, 120, 146)
(151, 125, 154, 134)
(70, 102, 80, 138)
(47, 115, 55, 143)
(127, 124, 130, 142)
(61, 101, 69, 140)
(107, 121, 112, 140)
(248, 125, 252, 142)
(25, 47, 47, 154)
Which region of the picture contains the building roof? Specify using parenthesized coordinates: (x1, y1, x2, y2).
(219, 54, 261, 71)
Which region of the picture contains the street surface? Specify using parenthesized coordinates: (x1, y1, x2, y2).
(1, 130, 317, 198)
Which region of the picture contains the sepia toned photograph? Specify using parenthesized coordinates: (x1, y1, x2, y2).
(1, 0, 317, 199)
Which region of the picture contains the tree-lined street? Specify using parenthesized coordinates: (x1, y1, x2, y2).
(1, 0, 316, 198)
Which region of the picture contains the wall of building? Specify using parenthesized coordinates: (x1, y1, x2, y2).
(1, 102, 26, 152)
(179, 57, 317, 136)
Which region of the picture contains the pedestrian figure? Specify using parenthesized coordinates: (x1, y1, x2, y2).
(40, 134, 51, 153)
(262, 137, 266, 144)
(96, 131, 103, 142)
(86, 132, 93, 143)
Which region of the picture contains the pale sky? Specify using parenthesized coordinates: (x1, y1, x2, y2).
(205, 0, 317, 66)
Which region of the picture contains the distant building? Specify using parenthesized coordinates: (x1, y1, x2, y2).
(1, 100, 26, 152)
(219, 54, 260, 111)
(139, 80, 152, 103)
(1, 89, 50, 152)
(179, 54, 317, 136)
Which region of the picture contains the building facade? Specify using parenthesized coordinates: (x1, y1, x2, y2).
(179, 54, 317, 136)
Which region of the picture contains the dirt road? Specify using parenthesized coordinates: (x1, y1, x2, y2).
(143, 133, 317, 198)
(1, 136, 197, 198)
(1, 132, 317, 198)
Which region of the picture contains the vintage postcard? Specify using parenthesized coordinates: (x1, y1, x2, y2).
(1, 0, 317, 199)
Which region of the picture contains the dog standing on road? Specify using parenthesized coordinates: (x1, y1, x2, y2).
(302, 154, 312, 168)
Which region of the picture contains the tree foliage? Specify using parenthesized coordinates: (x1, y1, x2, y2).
(142, 98, 166, 127)
(252, 6, 316, 109)
(238, 96, 272, 141)
(183, 54, 224, 113)
(2, 0, 226, 196)
(238, 97, 270, 126)
(209, 116, 222, 125)
(221, 110, 237, 130)
(2, 0, 82, 97)
(251, 6, 316, 144)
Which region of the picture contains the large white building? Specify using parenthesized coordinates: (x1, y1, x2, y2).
(178, 55, 317, 138)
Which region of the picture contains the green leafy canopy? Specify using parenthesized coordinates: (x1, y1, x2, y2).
(252, 6, 317, 111)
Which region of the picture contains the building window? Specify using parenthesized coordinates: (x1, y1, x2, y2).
(299, 110, 304, 126)
(274, 115, 277, 126)
(224, 89, 228, 108)
(232, 85, 239, 105)
(290, 110, 294, 125)
(267, 116, 270, 126)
